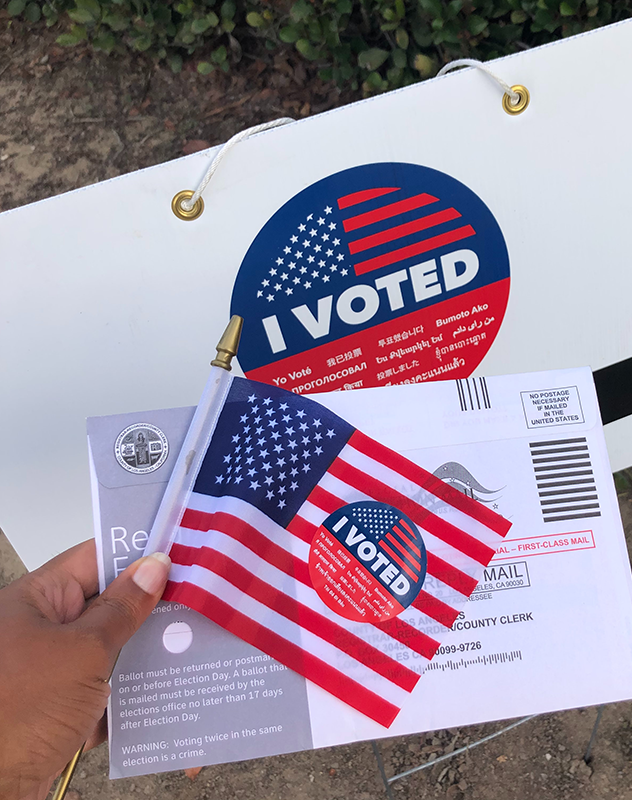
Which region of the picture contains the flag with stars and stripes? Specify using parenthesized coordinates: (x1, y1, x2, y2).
(163, 377, 511, 727)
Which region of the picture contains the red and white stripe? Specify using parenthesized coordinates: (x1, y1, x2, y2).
(337, 187, 477, 277)
(165, 431, 509, 727)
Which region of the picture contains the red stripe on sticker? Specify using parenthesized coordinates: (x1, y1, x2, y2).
(338, 187, 400, 209)
(163, 581, 401, 728)
(343, 193, 439, 233)
(379, 540, 419, 582)
(353, 225, 476, 276)
(385, 531, 422, 571)
(392, 524, 422, 557)
(348, 208, 462, 254)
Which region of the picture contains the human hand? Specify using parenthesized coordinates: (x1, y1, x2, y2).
(0, 540, 171, 800)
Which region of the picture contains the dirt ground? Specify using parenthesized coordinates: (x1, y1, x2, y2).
(0, 18, 351, 213)
(4, 17, 632, 800)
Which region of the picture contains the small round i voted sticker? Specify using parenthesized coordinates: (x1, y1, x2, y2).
(308, 500, 427, 623)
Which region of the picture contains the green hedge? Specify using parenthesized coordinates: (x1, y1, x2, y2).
(5, 0, 631, 92)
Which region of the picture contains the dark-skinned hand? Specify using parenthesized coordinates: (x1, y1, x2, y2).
(0, 540, 170, 800)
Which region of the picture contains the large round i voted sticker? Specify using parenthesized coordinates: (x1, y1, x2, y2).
(231, 162, 510, 394)
(308, 501, 427, 623)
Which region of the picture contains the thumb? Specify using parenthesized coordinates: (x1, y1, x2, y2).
(75, 552, 171, 661)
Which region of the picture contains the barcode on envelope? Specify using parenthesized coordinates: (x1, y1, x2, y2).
(530, 437, 601, 523)
(456, 377, 491, 411)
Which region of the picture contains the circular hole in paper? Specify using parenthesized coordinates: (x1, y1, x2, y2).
(162, 621, 193, 654)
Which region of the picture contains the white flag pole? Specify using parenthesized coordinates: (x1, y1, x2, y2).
(144, 315, 243, 556)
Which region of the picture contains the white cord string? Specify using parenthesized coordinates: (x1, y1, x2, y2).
(182, 117, 294, 211)
(437, 58, 520, 105)
(182, 61, 516, 212)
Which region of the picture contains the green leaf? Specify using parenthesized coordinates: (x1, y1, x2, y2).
(222, 19, 235, 32)
(7, 0, 27, 16)
(559, 1, 574, 14)
(467, 14, 488, 35)
(56, 25, 87, 45)
(386, 66, 403, 85)
(206, 11, 219, 26)
(417, 0, 443, 19)
(42, 3, 58, 24)
(75, 0, 101, 16)
(154, 5, 171, 23)
(211, 44, 227, 62)
(168, 53, 183, 72)
(102, 10, 128, 29)
(133, 33, 152, 50)
(191, 16, 211, 32)
(197, 60, 215, 73)
(57, 33, 79, 45)
(339, 61, 353, 79)
(92, 30, 116, 51)
(357, 47, 389, 70)
(510, 9, 527, 22)
(220, 0, 235, 18)
(391, 47, 407, 68)
(363, 70, 384, 89)
(411, 20, 433, 47)
(413, 52, 434, 76)
(279, 25, 300, 42)
(336, 0, 352, 13)
(295, 38, 320, 59)
(68, 8, 97, 23)
(290, 0, 312, 22)
(395, 27, 409, 48)
(24, 1, 41, 21)
(246, 11, 265, 26)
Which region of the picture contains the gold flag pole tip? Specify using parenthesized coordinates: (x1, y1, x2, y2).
(211, 315, 243, 371)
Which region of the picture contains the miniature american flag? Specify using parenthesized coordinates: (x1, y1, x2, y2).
(163, 378, 510, 727)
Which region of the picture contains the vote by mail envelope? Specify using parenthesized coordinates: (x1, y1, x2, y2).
(88, 367, 632, 778)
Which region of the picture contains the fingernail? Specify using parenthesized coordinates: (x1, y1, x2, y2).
(132, 552, 171, 594)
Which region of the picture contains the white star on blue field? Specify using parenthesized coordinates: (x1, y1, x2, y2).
(194, 378, 353, 527)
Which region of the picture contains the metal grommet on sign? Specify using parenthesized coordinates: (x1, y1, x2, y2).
(171, 190, 204, 221)
(502, 85, 530, 115)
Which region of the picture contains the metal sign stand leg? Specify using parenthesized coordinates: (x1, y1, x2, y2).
(583, 705, 605, 764)
(371, 741, 395, 800)
(371, 706, 608, 797)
